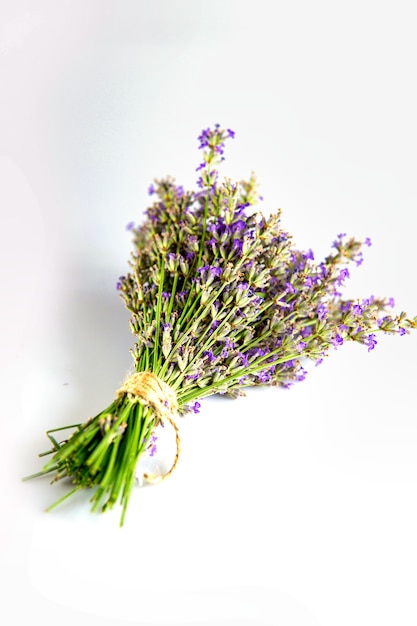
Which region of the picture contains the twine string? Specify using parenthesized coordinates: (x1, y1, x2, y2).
(116, 372, 180, 482)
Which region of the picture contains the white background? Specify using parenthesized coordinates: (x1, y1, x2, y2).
(1, 2, 417, 625)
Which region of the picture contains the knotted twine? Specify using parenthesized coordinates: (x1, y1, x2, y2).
(116, 371, 181, 483)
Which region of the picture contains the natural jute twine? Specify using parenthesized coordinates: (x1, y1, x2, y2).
(116, 372, 180, 483)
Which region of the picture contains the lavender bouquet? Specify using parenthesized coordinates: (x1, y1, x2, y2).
(25, 125, 416, 525)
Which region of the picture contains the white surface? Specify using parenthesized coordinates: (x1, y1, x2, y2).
(1, 2, 417, 625)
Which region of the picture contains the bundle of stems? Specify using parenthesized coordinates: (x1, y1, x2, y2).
(25, 125, 416, 526)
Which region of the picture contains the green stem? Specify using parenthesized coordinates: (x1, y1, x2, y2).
(22, 466, 59, 481)
(46, 486, 81, 512)
(167, 271, 180, 319)
(153, 255, 166, 371)
(179, 351, 303, 404)
(171, 304, 237, 388)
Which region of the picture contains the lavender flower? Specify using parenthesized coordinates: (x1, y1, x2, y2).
(332, 334, 344, 348)
(365, 333, 378, 351)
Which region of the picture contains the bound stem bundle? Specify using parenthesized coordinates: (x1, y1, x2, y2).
(25, 125, 416, 525)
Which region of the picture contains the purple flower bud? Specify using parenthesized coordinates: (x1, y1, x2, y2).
(297, 368, 307, 382)
(231, 220, 247, 232)
(192, 401, 201, 414)
(235, 202, 250, 215)
(233, 239, 243, 253)
(337, 268, 350, 286)
(257, 370, 271, 383)
(365, 333, 377, 351)
(239, 352, 249, 367)
(317, 303, 327, 320)
(197, 128, 210, 149)
(332, 334, 344, 348)
(204, 349, 216, 363)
